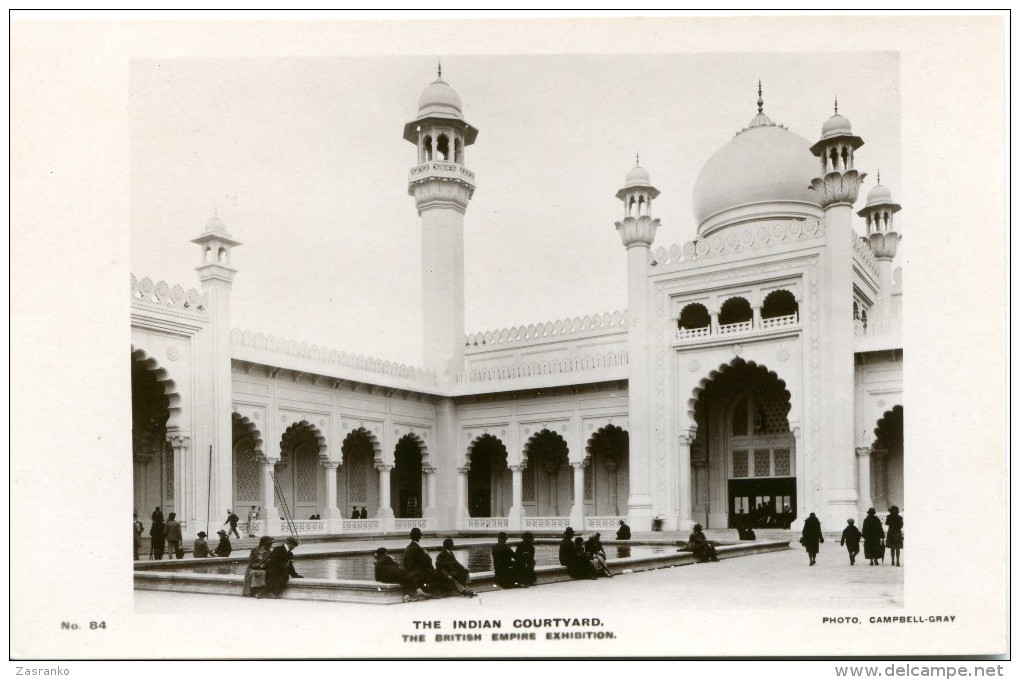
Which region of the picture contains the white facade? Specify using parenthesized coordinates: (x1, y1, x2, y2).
(131, 71, 903, 537)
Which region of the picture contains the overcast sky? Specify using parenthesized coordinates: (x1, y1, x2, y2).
(130, 52, 900, 366)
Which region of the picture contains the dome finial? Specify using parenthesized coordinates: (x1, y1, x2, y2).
(636, 151, 640, 167)
(757, 79, 764, 114)
(877, 169, 881, 184)
(437, 59, 442, 79)
(834, 95, 839, 115)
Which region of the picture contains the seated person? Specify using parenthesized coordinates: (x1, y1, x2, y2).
(436, 538, 475, 597)
(616, 519, 631, 541)
(559, 527, 576, 566)
(402, 527, 438, 594)
(374, 547, 430, 602)
(514, 532, 537, 586)
(686, 524, 720, 563)
(491, 532, 520, 588)
(585, 532, 612, 577)
(214, 530, 232, 557)
(568, 536, 597, 580)
(192, 531, 213, 558)
(264, 537, 304, 598)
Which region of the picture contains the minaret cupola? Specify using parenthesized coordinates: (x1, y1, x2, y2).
(858, 172, 902, 260)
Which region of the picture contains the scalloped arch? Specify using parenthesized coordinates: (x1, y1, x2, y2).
(131, 345, 183, 431)
(232, 412, 265, 460)
(341, 427, 384, 466)
(464, 433, 509, 469)
(394, 431, 431, 468)
(583, 423, 629, 465)
(685, 358, 793, 430)
(280, 419, 329, 461)
(873, 405, 903, 446)
(521, 428, 569, 466)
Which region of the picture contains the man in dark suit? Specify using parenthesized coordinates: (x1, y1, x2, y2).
(491, 532, 520, 588)
(616, 519, 631, 541)
(559, 527, 575, 566)
(264, 536, 303, 597)
(402, 527, 436, 594)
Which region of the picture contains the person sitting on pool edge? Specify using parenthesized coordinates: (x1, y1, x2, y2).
(492, 532, 523, 588)
(263, 536, 304, 598)
(436, 538, 476, 597)
(374, 547, 431, 602)
(568, 536, 597, 580)
(558, 527, 576, 567)
(514, 532, 537, 586)
(403, 527, 439, 595)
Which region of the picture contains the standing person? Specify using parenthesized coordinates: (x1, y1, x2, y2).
(558, 527, 576, 566)
(246, 506, 259, 537)
(214, 530, 232, 557)
(351, 506, 359, 520)
(193, 531, 213, 558)
(616, 519, 631, 541)
(840, 519, 862, 566)
(264, 537, 303, 598)
(436, 538, 475, 597)
(242, 536, 274, 597)
(402, 528, 436, 594)
(149, 509, 166, 560)
(585, 532, 612, 577)
(491, 532, 519, 588)
(223, 509, 240, 539)
(800, 512, 824, 566)
(374, 547, 429, 602)
(133, 512, 144, 561)
(861, 507, 885, 566)
(885, 506, 903, 567)
(514, 532, 537, 586)
(164, 512, 183, 559)
(568, 537, 597, 579)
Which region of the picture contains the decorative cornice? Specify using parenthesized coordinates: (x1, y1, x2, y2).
(131, 274, 208, 315)
(651, 218, 824, 270)
(457, 350, 628, 385)
(809, 169, 866, 208)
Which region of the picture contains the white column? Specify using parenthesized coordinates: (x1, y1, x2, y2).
(710, 310, 720, 334)
(855, 447, 874, 513)
(752, 305, 762, 330)
(168, 435, 191, 534)
(676, 431, 695, 531)
(456, 465, 470, 529)
(569, 461, 586, 530)
(423, 465, 438, 521)
(259, 456, 281, 535)
(508, 464, 524, 531)
(321, 460, 342, 534)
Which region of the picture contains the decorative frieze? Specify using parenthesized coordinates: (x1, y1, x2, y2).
(456, 350, 628, 384)
(131, 274, 207, 314)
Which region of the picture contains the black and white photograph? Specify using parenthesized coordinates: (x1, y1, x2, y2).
(9, 11, 1008, 669)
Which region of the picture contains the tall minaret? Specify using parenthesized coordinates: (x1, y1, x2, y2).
(858, 173, 903, 327)
(403, 63, 479, 379)
(191, 215, 240, 536)
(614, 158, 661, 532)
(809, 99, 866, 527)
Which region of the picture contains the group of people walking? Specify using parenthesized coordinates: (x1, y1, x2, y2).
(801, 507, 904, 567)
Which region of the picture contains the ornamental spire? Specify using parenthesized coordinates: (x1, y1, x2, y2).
(834, 95, 839, 115)
(437, 59, 442, 79)
(757, 79, 763, 114)
(635, 151, 640, 167)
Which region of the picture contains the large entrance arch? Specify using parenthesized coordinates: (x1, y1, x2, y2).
(467, 435, 511, 518)
(338, 428, 380, 519)
(131, 351, 175, 517)
(691, 359, 796, 529)
(585, 425, 629, 516)
(523, 429, 571, 517)
(392, 435, 424, 518)
(276, 423, 323, 520)
(872, 405, 903, 512)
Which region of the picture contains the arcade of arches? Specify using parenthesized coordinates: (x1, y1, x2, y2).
(691, 360, 795, 530)
(132, 353, 174, 517)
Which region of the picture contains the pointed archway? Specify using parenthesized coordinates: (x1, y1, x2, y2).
(690, 358, 796, 529)
(872, 405, 903, 512)
(522, 429, 571, 517)
(466, 434, 511, 517)
(131, 350, 178, 518)
(392, 434, 424, 518)
(338, 428, 382, 520)
(584, 425, 629, 516)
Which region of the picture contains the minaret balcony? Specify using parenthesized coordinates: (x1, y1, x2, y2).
(408, 161, 476, 189)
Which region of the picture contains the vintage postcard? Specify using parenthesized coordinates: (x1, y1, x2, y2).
(9, 12, 1008, 665)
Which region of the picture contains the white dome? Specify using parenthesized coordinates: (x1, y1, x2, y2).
(624, 165, 651, 187)
(692, 124, 821, 233)
(864, 183, 893, 207)
(821, 113, 853, 137)
(417, 78, 463, 118)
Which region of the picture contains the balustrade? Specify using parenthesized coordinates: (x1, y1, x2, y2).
(466, 517, 509, 530)
(675, 313, 800, 344)
(342, 519, 382, 532)
(394, 518, 431, 532)
(522, 516, 570, 530)
(583, 516, 626, 531)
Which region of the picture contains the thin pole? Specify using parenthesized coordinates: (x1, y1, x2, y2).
(206, 444, 213, 535)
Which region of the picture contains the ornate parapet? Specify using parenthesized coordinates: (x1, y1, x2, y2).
(131, 274, 207, 315)
(455, 350, 628, 384)
(408, 161, 476, 213)
(465, 310, 627, 348)
(809, 169, 866, 208)
(231, 329, 437, 385)
(651, 217, 824, 269)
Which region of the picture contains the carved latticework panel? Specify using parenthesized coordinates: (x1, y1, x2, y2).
(732, 450, 748, 478)
(584, 465, 594, 501)
(523, 465, 535, 502)
(234, 439, 259, 502)
(753, 449, 771, 477)
(164, 444, 174, 500)
(774, 448, 792, 476)
(295, 444, 317, 503)
(350, 456, 368, 504)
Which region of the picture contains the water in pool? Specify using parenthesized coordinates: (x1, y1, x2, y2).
(173, 543, 674, 580)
